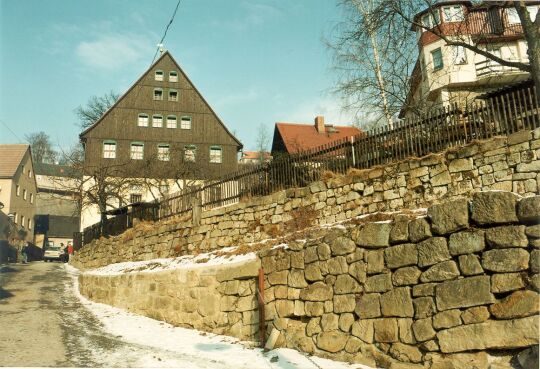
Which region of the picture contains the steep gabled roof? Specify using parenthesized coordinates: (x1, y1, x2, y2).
(79, 51, 242, 149)
(0, 144, 30, 178)
(272, 122, 362, 154)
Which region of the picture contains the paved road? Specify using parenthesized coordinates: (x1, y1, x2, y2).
(0, 261, 205, 367)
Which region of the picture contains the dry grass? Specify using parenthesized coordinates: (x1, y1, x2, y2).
(283, 205, 318, 234)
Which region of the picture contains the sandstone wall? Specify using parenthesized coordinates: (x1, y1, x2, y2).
(72, 129, 540, 271)
(78, 258, 262, 341)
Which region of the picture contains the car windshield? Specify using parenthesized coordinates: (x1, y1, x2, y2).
(47, 247, 61, 251)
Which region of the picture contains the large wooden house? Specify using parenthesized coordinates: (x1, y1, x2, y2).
(79, 51, 242, 229)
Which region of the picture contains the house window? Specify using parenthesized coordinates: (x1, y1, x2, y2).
(130, 194, 142, 203)
(507, 8, 521, 24)
(16, 185, 20, 196)
(421, 11, 440, 30)
(442, 5, 464, 22)
(152, 114, 163, 128)
(155, 70, 164, 81)
(184, 145, 196, 162)
(209, 146, 222, 164)
(169, 71, 178, 82)
(453, 45, 467, 65)
(153, 88, 163, 100)
(103, 141, 116, 159)
(23, 189, 27, 200)
(138, 113, 149, 127)
(28, 170, 32, 178)
(130, 142, 144, 160)
(431, 48, 443, 70)
(28, 218, 31, 230)
(180, 116, 192, 130)
(169, 90, 178, 101)
(528, 6, 539, 22)
(21, 215, 25, 228)
(13, 212, 17, 224)
(157, 144, 170, 161)
(30, 193, 34, 204)
(167, 115, 177, 129)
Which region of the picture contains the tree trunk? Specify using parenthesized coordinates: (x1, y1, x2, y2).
(517, 1, 540, 104)
(369, 31, 394, 129)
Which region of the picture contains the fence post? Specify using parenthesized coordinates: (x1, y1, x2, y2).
(191, 195, 202, 226)
(350, 136, 356, 167)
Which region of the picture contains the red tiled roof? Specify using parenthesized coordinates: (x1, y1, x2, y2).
(274, 122, 362, 154)
(242, 151, 272, 160)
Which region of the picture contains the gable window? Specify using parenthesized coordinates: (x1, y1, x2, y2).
(507, 8, 521, 24)
(169, 71, 178, 82)
(442, 5, 464, 22)
(453, 45, 467, 65)
(152, 114, 163, 128)
(28, 170, 32, 178)
(103, 140, 117, 159)
(169, 89, 178, 101)
(13, 212, 17, 224)
(16, 185, 20, 196)
(130, 193, 142, 203)
(23, 189, 27, 200)
(528, 6, 539, 22)
(180, 116, 192, 129)
(130, 142, 144, 160)
(167, 115, 177, 129)
(157, 144, 170, 161)
(30, 193, 34, 204)
(209, 146, 222, 164)
(155, 70, 164, 81)
(138, 113, 149, 127)
(21, 215, 25, 228)
(153, 88, 163, 100)
(184, 145, 197, 162)
(421, 11, 440, 30)
(431, 48, 443, 70)
(28, 218, 32, 230)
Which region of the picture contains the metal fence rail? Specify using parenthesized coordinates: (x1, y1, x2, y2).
(80, 86, 539, 245)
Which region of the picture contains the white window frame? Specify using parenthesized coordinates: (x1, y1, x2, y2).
(16, 185, 20, 196)
(209, 146, 222, 164)
(169, 71, 178, 82)
(30, 193, 34, 204)
(138, 113, 149, 127)
(23, 189, 27, 200)
(442, 5, 464, 22)
(421, 11, 440, 31)
(28, 218, 32, 230)
(153, 88, 163, 101)
(167, 115, 177, 129)
(21, 215, 25, 228)
(103, 141, 117, 159)
(180, 116, 192, 130)
(431, 48, 443, 70)
(152, 114, 163, 128)
(452, 45, 467, 65)
(130, 142, 144, 160)
(157, 144, 170, 161)
(130, 193, 143, 203)
(155, 70, 164, 81)
(168, 89, 178, 102)
(184, 145, 196, 162)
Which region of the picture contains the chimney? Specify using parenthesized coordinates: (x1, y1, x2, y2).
(315, 115, 325, 133)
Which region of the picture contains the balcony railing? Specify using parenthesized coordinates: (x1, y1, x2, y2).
(475, 59, 526, 78)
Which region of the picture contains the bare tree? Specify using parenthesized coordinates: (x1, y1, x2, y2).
(255, 123, 271, 163)
(25, 131, 57, 164)
(74, 91, 119, 129)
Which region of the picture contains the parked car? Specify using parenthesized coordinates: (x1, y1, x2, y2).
(43, 246, 62, 262)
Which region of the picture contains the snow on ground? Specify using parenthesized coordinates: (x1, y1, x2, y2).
(67, 264, 377, 369)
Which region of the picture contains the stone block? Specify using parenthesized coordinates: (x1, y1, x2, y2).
(317, 243, 331, 260)
(374, 318, 399, 343)
(485, 225, 528, 248)
(327, 256, 348, 275)
(334, 294, 356, 313)
(449, 158, 473, 173)
(305, 301, 325, 316)
(275, 299, 295, 317)
(435, 276, 494, 311)
(380, 287, 414, 317)
(299, 282, 333, 301)
(355, 223, 392, 248)
(413, 297, 436, 319)
(268, 270, 289, 285)
(389, 343, 423, 364)
(420, 261, 460, 283)
(365, 250, 384, 274)
(471, 191, 519, 225)
(448, 229, 485, 255)
(334, 274, 361, 294)
(417, 237, 451, 267)
(427, 352, 488, 369)
(437, 316, 539, 353)
(392, 266, 421, 286)
(526, 224, 540, 238)
(518, 195, 540, 224)
(408, 218, 432, 243)
(412, 283, 436, 297)
(412, 317, 436, 342)
(482, 248, 529, 272)
(390, 215, 409, 244)
(355, 293, 381, 319)
(384, 243, 418, 269)
(365, 273, 393, 293)
(458, 254, 484, 276)
(489, 290, 539, 319)
(428, 198, 469, 235)
(216, 259, 261, 282)
(491, 272, 527, 293)
(349, 261, 367, 284)
(306, 317, 321, 336)
(316, 331, 348, 353)
(531, 250, 540, 273)
(397, 318, 416, 344)
(330, 236, 356, 256)
(460, 306, 490, 324)
(433, 309, 462, 330)
(351, 319, 374, 343)
(321, 313, 339, 331)
(305, 263, 323, 281)
(339, 313, 355, 332)
(288, 269, 308, 288)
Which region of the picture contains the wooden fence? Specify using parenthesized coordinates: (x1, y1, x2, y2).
(81, 86, 539, 245)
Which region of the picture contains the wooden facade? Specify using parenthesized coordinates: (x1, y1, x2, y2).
(80, 51, 242, 180)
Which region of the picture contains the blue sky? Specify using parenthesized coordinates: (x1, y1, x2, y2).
(0, 0, 355, 152)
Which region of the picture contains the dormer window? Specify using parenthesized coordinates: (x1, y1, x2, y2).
(138, 113, 149, 127)
(421, 11, 440, 31)
(155, 70, 164, 81)
(169, 89, 178, 101)
(169, 71, 178, 82)
(153, 88, 163, 100)
(442, 5, 464, 22)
